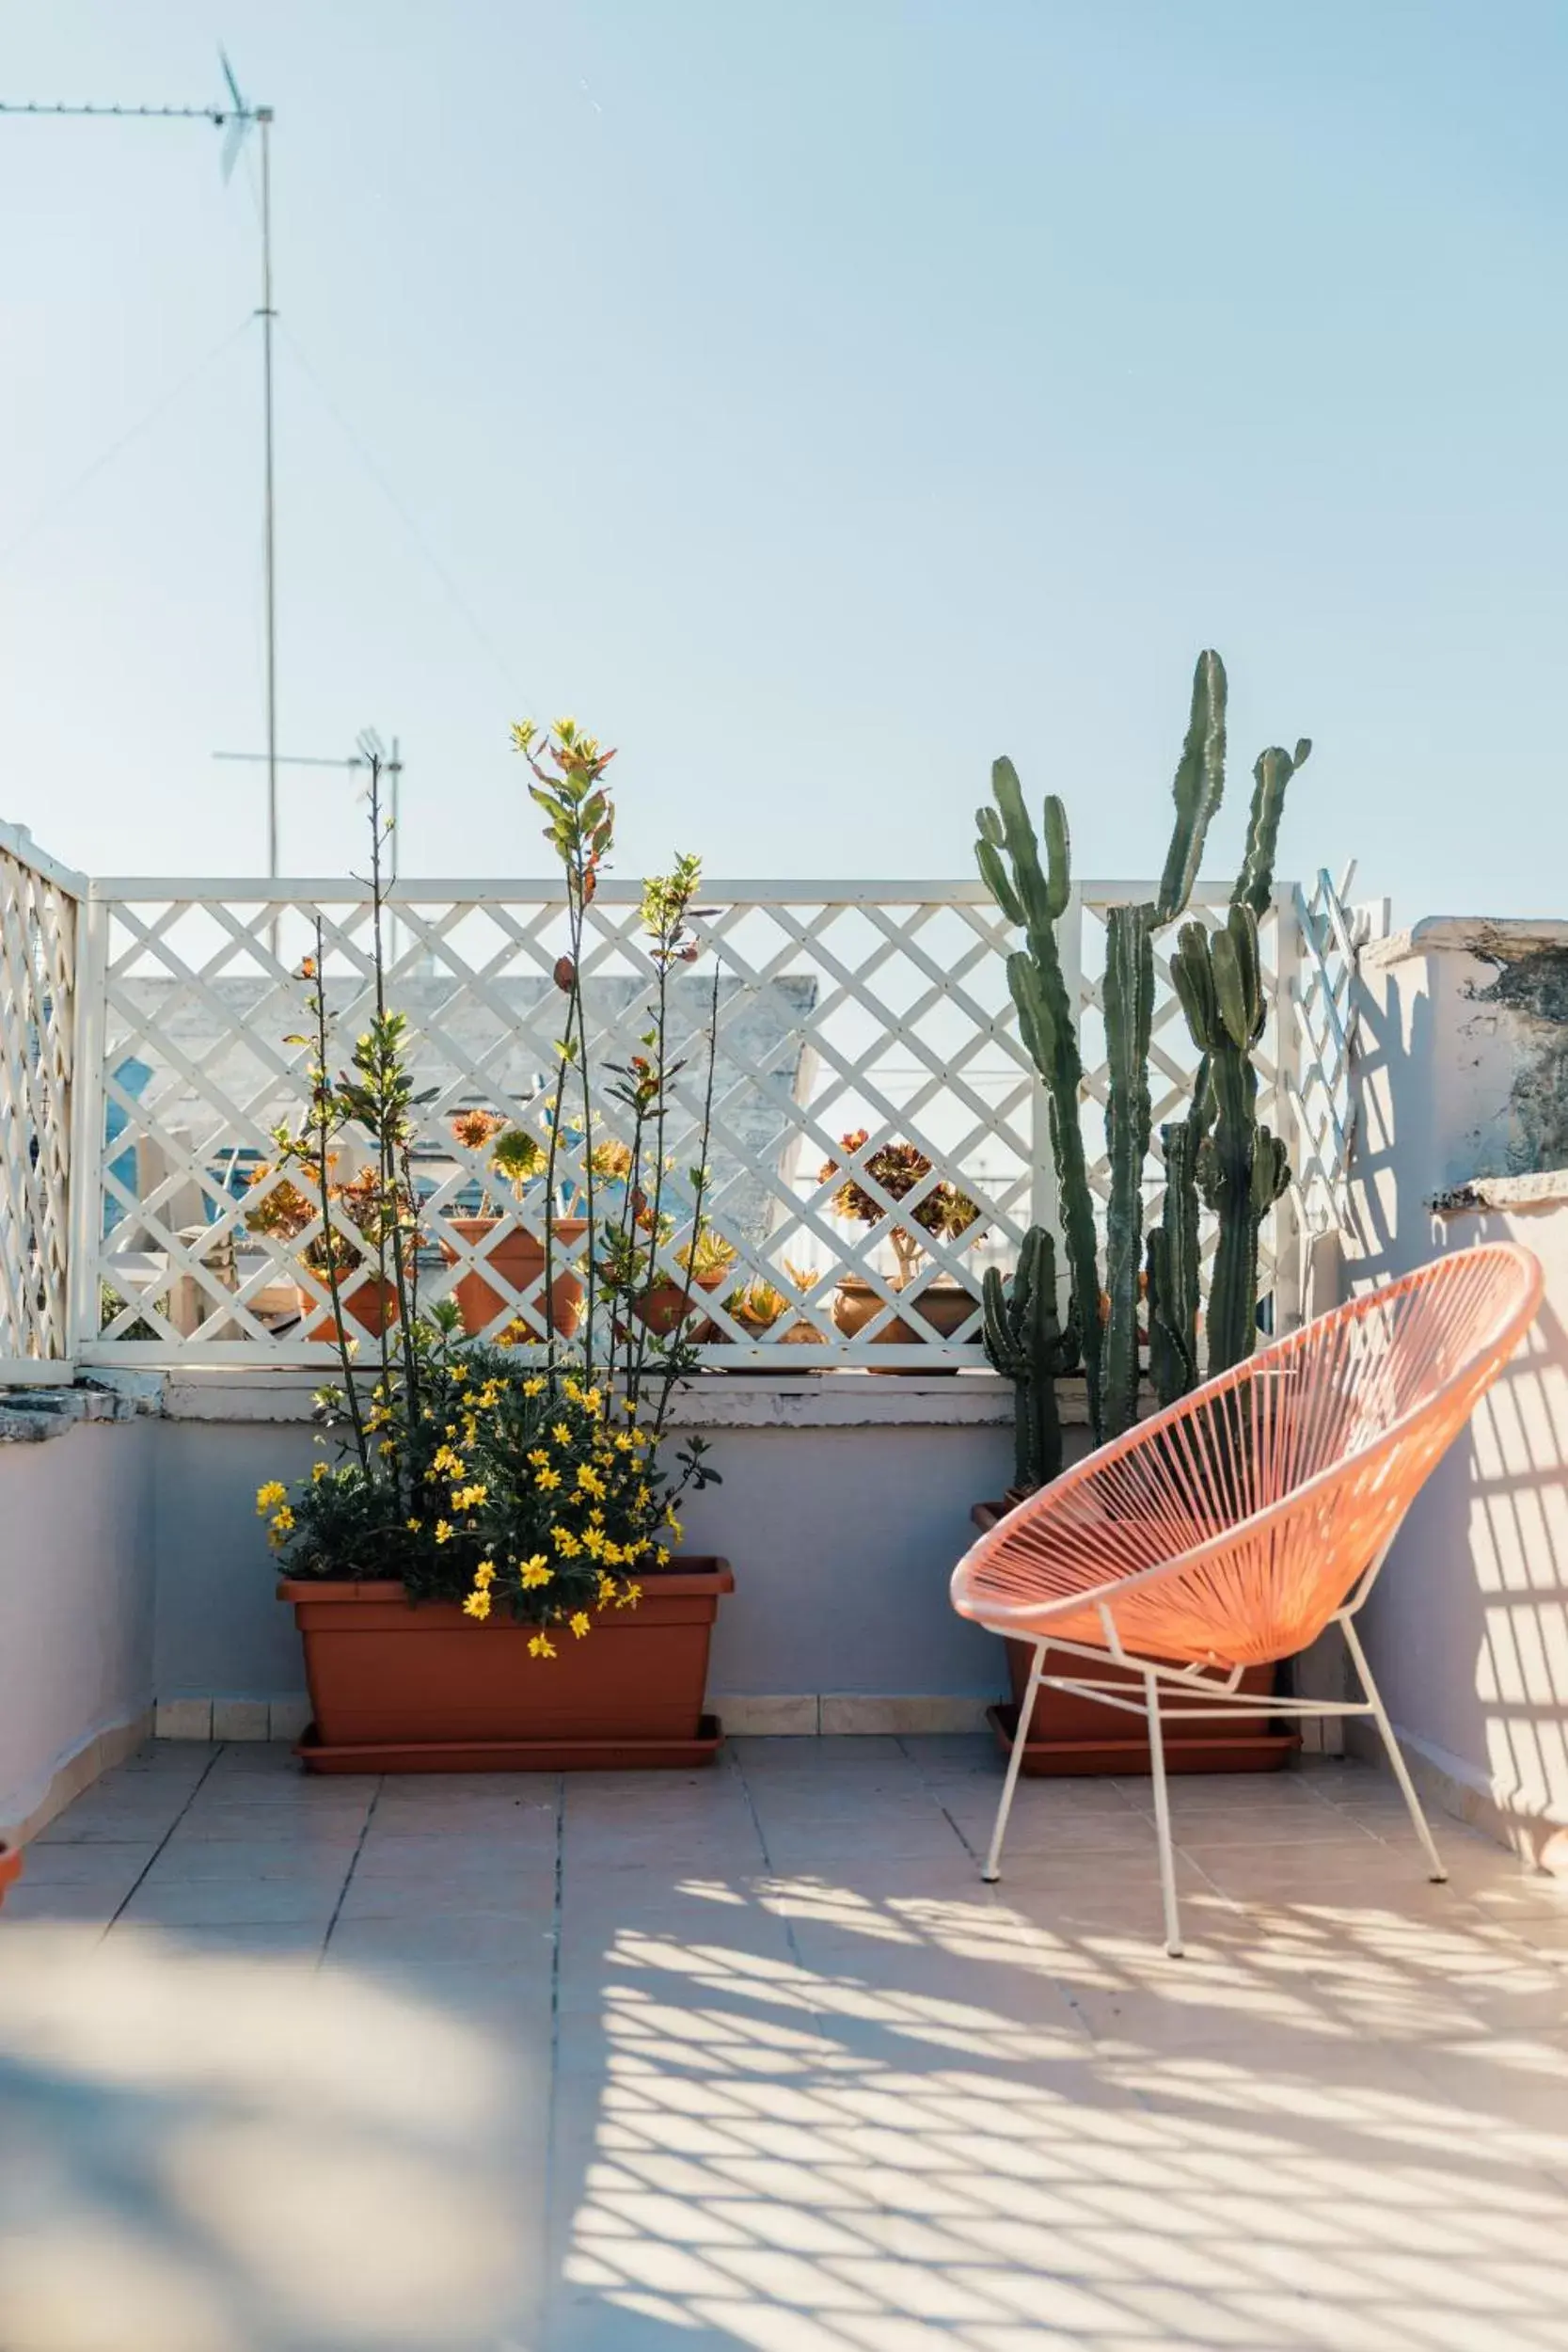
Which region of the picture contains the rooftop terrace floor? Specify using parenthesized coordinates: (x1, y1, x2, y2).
(3, 1737, 1567, 2350)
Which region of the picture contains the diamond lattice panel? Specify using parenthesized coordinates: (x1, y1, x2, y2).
(0, 841, 76, 1366)
(83, 879, 1304, 1368)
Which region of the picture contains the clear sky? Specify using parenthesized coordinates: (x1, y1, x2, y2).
(3, 1, 1564, 916)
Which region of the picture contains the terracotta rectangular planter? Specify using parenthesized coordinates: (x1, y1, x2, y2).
(972, 1502, 1296, 1776)
(279, 1557, 733, 1772)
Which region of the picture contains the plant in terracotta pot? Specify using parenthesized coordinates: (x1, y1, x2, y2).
(707, 1262, 829, 1360)
(820, 1132, 982, 1353)
(633, 1227, 736, 1336)
(968, 649, 1309, 1773)
(440, 1111, 587, 1339)
(264, 723, 732, 1770)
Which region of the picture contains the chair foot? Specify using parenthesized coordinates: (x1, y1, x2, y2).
(1429, 1868, 1449, 1884)
(980, 1868, 1000, 1885)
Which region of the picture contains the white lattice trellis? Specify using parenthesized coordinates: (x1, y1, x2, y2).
(0, 821, 79, 1377)
(0, 827, 1369, 1376)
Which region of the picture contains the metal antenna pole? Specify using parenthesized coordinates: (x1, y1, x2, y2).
(259, 105, 278, 889)
(388, 736, 403, 967)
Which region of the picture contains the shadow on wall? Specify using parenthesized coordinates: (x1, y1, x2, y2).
(1347, 943, 1568, 1864)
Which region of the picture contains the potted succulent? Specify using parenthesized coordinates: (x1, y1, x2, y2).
(245, 1159, 411, 1335)
(265, 721, 733, 1770)
(703, 1263, 829, 1359)
(820, 1132, 981, 1351)
(439, 1112, 587, 1339)
(634, 1228, 736, 1336)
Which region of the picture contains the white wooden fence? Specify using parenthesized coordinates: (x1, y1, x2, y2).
(0, 835, 1366, 1376)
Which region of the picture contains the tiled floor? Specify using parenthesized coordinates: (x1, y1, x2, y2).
(3, 1739, 1568, 2350)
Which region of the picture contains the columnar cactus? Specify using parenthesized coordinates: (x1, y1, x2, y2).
(1170, 901, 1292, 1375)
(1151, 735, 1309, 1397)
(980, 1225, 1074, 1491)
(976, 768, 1103, 1433)
(976, 652, 1227, 1444)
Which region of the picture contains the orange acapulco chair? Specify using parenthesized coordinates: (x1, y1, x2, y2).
(950, 1241, 1544, 1955)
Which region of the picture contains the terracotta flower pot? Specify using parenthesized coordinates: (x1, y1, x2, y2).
(832, 1275, 979, 1367)
(0, 1840, 21, 1910)
(304, 1270, 402, 1341)
(632, 1267, 728, 1337)
(279, 1558, 734, 1771)
(439, 1216, 587, 1338)
(969, 1499, 1296, 1775)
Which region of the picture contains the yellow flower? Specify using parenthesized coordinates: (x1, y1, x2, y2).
(523, 1376, 546, 1397)
(378, 1438, 395, 1456)
(432, 1444, 464, 1476)
(256, 1481, 287, 1514)
(451, 1363, 469, 1385)
(528, 1632, 556, 1660)
(581, 1388, 602, 1419)
(520, 1554, 552, 1589)
(527, 1448, 550, 1470)
(463, 1588, 492, 1621)
(577, 1464, 606, 1500)
(570, 1613, 591, 1640)
(664, 1512, 683, 1541)
(535, 1466, 561, 1492)
(271, 1504, 294, 1533)
(562, 1379, 583, 1406)
(435, 1519, 452, 1545)
(611, 1432, 634, 1454)
(552, 1422, 571, 1447)
(597, 1571, 617, 1603)
(310, 1461, 331, 1484)
(580, 1526, 607, 1560)
(474, 1562, 496, 1587)
(552, 1525, 582, 1560)
(405, 1517, 422, 1533)
(451, 1482, 488, 1511)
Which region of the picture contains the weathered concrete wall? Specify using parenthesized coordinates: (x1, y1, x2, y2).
(0, 1409, 156, 1837)
(1348, 921, 1568, 1866)
(147, 1375, 1025, 1737)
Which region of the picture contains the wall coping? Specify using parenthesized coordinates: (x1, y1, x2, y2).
(1366, 915, 1568, 970)
(146, 1366, 1046, 1429)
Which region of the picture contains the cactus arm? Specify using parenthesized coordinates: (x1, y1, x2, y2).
(977, 762, 1104, 1438)
(1101, 901, 1154, 1439)
(1234, 737, 1311, 917)
(981, 1229, 1067, 1490)
(1148, 1114, 1203, 1406)
(1156, 650, 1228, 923)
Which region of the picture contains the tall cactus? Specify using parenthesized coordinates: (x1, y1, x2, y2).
(977, 767, 1103, 1433)
(1150, 733, 1310, 1396)
(1147, 1089, 1208, 1406)
(981, 1225, 1074, 1491)
(1171, 902, 1291, 1375)
(976, 652, 1228, 1444)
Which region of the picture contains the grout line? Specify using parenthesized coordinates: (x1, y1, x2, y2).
(541, 1772, 566, 2280)
(319, 1775, 385, 1966)
(103, 1741, 230, 1939)
(894, 1733, 984, 1867)
(727, 1740, 811, 1981)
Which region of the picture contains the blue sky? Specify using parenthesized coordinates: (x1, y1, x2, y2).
(2, 1, 1564, 915)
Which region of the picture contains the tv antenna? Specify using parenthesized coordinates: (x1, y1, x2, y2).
(0, 54, 283, 880)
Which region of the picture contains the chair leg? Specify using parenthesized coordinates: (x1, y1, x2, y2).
(1144, 1669, 1184, 1957)
(1339, 1613, 1447, 1883)
(982, 1641, 1045, 1883)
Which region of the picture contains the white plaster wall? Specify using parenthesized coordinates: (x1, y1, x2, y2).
(1348, 926, 1568, 1862)
(0, 1422, 156, 1835)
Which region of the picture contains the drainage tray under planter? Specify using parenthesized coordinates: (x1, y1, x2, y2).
(296, 1713, 726, 1774)
(987, 1703, 1298, 1778)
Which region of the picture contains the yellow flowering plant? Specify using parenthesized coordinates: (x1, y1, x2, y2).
(255, 716, 722, 1654)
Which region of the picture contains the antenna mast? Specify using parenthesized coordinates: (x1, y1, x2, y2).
(0, 56, 281, 880)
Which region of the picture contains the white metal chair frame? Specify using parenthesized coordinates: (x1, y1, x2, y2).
(982, 1534, 1440, 1958)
